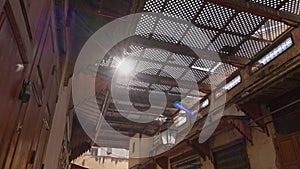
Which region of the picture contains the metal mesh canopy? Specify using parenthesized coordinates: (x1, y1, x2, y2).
(78, 0, 300, 138)
(98, 0, 297, 97)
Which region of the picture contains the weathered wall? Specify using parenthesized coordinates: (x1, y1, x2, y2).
(73, 155, 128, 169)
(129, 133, 153, 168)
(210, 128, 243, 149)
(247, 128, 278, 169)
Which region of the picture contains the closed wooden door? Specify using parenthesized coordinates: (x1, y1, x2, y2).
(0, 0, 59, 168)
(276, 131, 300, 169)
(0, 6, 27, 169)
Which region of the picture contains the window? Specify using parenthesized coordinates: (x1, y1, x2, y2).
(224, 75, 241, 91)
(107, 147, 112, 155)
(132, 142, 135, 153)
(215, 75, 242, 98)
(201, 99, 209, 108)
(258, 37, 293, 65)
(91, 147, 98, 156)
(174, 110, 187, 127)
(252, 37, 293, 72)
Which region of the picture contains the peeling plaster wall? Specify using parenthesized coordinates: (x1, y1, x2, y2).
(73, 155, 128, 169)
(129, 134, 152, 168)
(246, 129, 278, 169)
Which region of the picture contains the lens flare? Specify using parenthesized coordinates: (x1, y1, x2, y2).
(174, 101, 196, 117)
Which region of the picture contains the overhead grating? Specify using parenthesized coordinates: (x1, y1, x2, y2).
(135, 14, 157, 38)
(98, 58, 111, 67)
(212, 62, 238, 76)
(202, 75, 225, 86)
(226, 12, 265, 35)
(153, 18, 188, 44)
(236, 40, 269, 59)
(167, 53, 194, 67)
(129, 80, 149, 88)
(195, 3, 235, 29)
(250, 0, 285, 8)
(124, 45, 144, 58)
(170, 87, 190, 94)
(181, 26, 217, 49)
(143, 48, 170, 62)
(181, 69, 207, 82)
(163, 0, 203, 21)
(159, 66, 186, 79)
(151, 84, 172, 91)
(91, 0, 300, 138)
(280, 0, 300, 15)
(208, 33, 244, 54)
(128, 86, 147, 92)
(192, 59, 216, 71)
(252, 19, 290, 41)
(143, 0, 164, 13)
(110, 56, 123, 68)
(135, 60, 162, 75)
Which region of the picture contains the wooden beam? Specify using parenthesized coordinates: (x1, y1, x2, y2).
(95, 139, 129, 149)
(186, 140, 206, 158)
(96, 67, 212, 93)
(156, 157, 169, 169)
(170, 151, 199, 165)
(100, 123, 149, 134)
(135, 73, 211, 93)
(206, 0, 300, 27)
(124, 35, 250, 67)
(94, 70, 211, 102)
